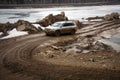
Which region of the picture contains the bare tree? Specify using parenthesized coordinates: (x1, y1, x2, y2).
(0, 0, 120, 4)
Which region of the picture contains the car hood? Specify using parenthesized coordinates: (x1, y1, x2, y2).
(45, 26, 59, 30)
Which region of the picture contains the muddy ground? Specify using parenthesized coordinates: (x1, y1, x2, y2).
(0, 20, 120, 80)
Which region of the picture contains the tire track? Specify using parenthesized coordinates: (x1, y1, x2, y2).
(0, 20, 120, 80)
(78, 20, 120, 34)
(0, 34, 51, 80)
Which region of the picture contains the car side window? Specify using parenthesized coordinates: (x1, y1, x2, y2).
(63, 23, 74, 27)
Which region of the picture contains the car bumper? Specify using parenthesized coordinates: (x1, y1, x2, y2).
(44, 29, 55, 34)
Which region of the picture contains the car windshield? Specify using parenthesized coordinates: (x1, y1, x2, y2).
(52, 22, 62, 27)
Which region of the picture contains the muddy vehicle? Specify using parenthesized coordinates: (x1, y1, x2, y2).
(44, 21, 77, 36)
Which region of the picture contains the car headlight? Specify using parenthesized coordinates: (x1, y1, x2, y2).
(45, 29, 55, 32)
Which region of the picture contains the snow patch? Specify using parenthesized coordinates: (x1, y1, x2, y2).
(0, 28, 28, 39)
(32, 24, 45, 30)
(99, 33, 120, 52)
(0, 32, 2, 35)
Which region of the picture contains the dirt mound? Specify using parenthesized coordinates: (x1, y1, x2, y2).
(104, 12, 119, 21)
(75, 20, 83, 29)
(36, 12, 68, 27)
(86, 12, 119, 21)
(86, 16, 104, 21)
(0, 20, 42, 36)
(15, 20, 41, 34)
(0, 22, 15, 36)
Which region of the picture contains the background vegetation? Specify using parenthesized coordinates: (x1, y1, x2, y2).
(0, 0, 120, 4)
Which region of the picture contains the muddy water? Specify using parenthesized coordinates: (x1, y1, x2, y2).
(99, 33, 120, 52)
(0, 5, 120, 23)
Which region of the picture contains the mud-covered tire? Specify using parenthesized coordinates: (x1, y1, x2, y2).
(46, 33, 50, 36)
(55, 30, 61, 36)
(71, 29, 76, 35)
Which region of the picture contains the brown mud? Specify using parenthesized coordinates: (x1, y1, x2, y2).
(0, 20, 120, 80)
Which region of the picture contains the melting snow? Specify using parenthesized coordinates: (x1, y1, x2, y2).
(99, 33, 120, 52)
(0, 32, 2, 35)
(0, 5, 120, 23)
(0, 28, 28, 39)
(32, 24, 45, 30)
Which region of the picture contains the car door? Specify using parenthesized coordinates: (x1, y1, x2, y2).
(60, 23, 70, 34)
(60, 23, 75, 34)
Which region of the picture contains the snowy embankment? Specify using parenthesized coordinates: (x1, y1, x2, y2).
(32, 24, 45, 30)
(0, 24, 44, 39)
(0, 28, 28, 39)
(0, 32, 2, 35)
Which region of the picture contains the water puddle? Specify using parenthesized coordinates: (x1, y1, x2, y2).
(99, 33, 120, 52)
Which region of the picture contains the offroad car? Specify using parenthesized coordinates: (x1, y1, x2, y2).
(44, 21, 77, 36)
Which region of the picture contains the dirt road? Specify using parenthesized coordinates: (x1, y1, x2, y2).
(0, 20, 120, 80)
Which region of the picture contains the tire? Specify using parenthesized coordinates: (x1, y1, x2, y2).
(71, 29, 76, 35)
(55, 30, 61, 36)
(46, 33, 49, 36)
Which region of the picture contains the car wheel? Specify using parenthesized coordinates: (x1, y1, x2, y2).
(71, 29, 76, 35)
(46, 33, 49, 36)
(55, 30, 61, 36)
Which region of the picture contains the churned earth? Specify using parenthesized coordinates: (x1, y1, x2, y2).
(0, 20, 120, 80)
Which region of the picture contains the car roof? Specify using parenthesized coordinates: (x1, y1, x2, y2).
(55, 21, 75, 24)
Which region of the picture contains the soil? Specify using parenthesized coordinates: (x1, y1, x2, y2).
(0, 20, 120, 80)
